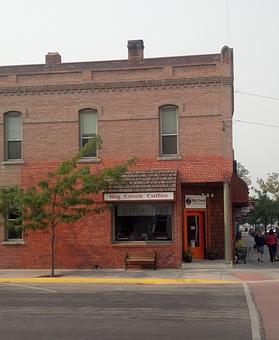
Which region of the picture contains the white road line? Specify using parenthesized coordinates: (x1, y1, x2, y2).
(243, 283, 263, 340)
(1, 282, 58, 293)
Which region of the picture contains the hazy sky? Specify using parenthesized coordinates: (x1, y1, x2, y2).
(1, 0, 278, 186)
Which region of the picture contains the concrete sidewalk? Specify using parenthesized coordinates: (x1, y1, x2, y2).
(0, 234, 278, 284)
(0, 260, 278, 284)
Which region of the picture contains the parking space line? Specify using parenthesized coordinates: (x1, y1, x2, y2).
(1, 282, 58, 293)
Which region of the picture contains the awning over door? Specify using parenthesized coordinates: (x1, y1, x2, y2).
(231, 173, 249, 206)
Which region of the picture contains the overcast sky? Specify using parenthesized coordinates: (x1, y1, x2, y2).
(1, 0, 278, 187)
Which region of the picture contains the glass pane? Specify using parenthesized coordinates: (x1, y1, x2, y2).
(162, 135, 177, 155)
(187, 215, 200, 247)
(6, 114, 21, 139)
(7, 227, 22, 240)
(82, 138, 97, 157)
(115, 204, 172, 241)
(161, 107, 177, 134)
(8, 141, 21, 159)
(80, 111, 97, 135)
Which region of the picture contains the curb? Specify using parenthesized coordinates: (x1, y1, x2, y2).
(0, 277, 241, 285)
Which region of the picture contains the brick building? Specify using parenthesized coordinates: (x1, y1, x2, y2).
(0, 40, 248, 268)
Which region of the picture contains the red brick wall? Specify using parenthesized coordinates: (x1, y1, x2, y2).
(0, 46, 233, 268)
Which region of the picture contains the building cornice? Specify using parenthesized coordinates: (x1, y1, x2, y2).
(0, 76, 232, 96)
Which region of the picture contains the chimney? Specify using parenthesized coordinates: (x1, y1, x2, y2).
(127, 40, 144, 61)
(45, 52, 61, 65)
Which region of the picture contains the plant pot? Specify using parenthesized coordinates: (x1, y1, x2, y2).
(183, 255, 192, 263)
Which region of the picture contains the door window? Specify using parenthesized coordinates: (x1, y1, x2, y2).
(187, 215, 199, 247)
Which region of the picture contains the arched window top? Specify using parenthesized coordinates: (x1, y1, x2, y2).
(159, 104, 178, 110)
(4, 111, 22, 121)
(79, 108, 97, 114)
(4, 111, 22, 115)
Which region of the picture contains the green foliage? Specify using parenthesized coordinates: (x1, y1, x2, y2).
(0, 186, 23, 231)
(236, 162, 249, 178)
(257, 173, 279, 200)
(248, 172, 279, 228)
(236, 161, 252, 187)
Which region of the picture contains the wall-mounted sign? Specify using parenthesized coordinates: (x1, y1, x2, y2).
(185, 195, 206, 209)
(104, 192, 174, 201)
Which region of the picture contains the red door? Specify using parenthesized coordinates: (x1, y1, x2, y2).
(184, 211, 205, 259)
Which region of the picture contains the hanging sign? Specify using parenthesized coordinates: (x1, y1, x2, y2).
(185, 195, 206, 209)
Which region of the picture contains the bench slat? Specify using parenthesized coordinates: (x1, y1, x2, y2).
(125, 252, 157, 270)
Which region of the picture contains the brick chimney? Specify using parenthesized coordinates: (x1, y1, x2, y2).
(127, 40, 144, 61)
(45, 52, 61, 65)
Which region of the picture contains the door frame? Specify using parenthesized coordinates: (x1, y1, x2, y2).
(183, 209, 206, 259)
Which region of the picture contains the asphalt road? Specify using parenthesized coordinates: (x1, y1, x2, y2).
(0, 283, 252, 340)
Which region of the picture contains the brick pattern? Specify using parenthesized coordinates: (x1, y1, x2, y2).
(0, 44, 234, 268)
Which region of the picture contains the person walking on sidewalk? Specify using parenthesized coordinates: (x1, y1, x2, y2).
(254, 230, 265, 262)
(265, 229, 278, 263)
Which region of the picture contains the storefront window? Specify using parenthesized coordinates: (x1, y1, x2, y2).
(114, 204, 172, 242)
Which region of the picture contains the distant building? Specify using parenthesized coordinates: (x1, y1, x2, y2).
(0, 40, 248, 268)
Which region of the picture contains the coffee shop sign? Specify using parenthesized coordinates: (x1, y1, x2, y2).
(185, 195, 206, 209)
(104, 192, 174, 201)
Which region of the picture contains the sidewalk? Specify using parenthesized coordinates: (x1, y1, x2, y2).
(0, 254, 279, 284)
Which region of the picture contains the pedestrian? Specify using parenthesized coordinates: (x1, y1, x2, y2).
(265, 229, 278, 263)
(254, 230, 265, 262)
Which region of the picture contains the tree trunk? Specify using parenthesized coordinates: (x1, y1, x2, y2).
(51, 224, 55, 277)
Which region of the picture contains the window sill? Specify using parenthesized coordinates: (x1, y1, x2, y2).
(2, 240, 25, 246)
(2, 160, 24, 165)
(78, 158, 101, 164)
(112, 241, 173, 247)
(157, 155, 181, 161)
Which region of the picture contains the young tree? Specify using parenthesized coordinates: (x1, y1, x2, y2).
(257, 173, 279, 227)
(0, 139, 134, 276)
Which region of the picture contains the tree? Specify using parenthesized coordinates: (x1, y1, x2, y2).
(246, 191, 275, 230)
(0, 139, 134, 276)
(236, 162, 249, 178)
(257, 173, 279, 199)
(257, 173, 279, 227)
(236, 161, 252, 187)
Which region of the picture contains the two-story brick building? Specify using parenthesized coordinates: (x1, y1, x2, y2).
(0, 40, 248, 268)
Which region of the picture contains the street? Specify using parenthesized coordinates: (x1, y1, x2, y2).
(0, 283, 252, 340)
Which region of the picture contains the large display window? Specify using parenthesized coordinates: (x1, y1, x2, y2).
(114, 204, 172, 242)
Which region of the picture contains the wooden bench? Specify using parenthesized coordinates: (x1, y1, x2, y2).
(125, 251, 157, 270)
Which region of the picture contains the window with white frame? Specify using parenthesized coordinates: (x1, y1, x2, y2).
(6, 210, 23, 241)
(4, 112, 22, 160)
(160, 105, 178, 156)
(79, 109, 97, 157)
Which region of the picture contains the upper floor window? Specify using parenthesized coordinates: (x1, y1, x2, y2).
(160, 106, 178, 156)
(4, 112, 22, 160)
(79, 109, 97, 157)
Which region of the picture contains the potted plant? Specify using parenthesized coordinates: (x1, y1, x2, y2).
(183, 248, 193, 263)
(207, 248, 218, 260)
